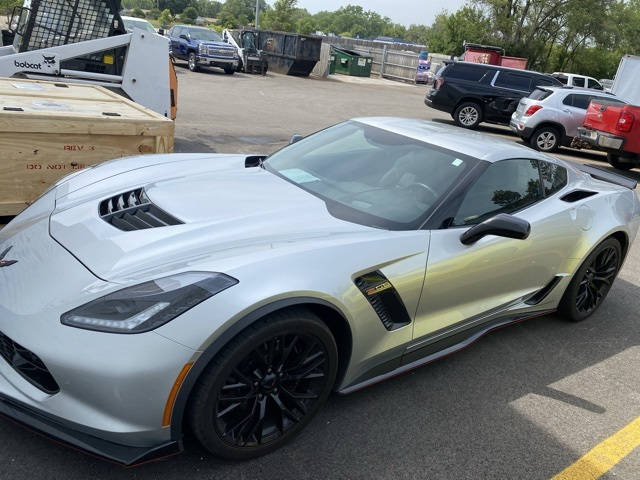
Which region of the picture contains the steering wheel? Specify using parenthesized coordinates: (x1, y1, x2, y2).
(407, 183, 439, 204)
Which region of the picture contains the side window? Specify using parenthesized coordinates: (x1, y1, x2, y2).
(562, 93, 594, 110)
(540, 161, 567, 196)
(445, 64, 488, 82)
(533, 77, 558, 88)
(570, 77, 584, 87)
(452, 159, 542, 226)
(587, 78, 601, 89)
(494, 72, 533, 91)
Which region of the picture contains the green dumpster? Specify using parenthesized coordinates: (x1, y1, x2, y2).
(331, 47, 373, 77)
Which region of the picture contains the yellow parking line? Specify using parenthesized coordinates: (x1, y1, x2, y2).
(551, 416, 640, 480)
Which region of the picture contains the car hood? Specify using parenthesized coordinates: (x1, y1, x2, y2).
(49, 157, 374, 281)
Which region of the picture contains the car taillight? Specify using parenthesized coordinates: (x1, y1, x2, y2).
(617, 110, 635, 133)
(435, 77, 444, 90)
(524, 105, 543, 116)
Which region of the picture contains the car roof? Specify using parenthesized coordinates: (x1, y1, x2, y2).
(352, 117, 560, 165)
(535, 85, 623, 97)
(443, 60, 550, 77)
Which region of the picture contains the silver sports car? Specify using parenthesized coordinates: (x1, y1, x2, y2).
(1, 117, 639, 465)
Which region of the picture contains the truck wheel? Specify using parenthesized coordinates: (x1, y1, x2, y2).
(188, 52, 199, 72)
(530, 126, 561, 152)
(453, 102, 482, 129)
(224, 68, 235, 75)
(607, 153, 634, 171)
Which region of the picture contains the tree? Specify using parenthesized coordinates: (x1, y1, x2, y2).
(216, 0, 268, 28)
(181, 6, 199, 23)
(131, 7, 146, 18)
(261, 0, 297, 31)
(427, 6, 493, 57)
(158, 8, 174, 27)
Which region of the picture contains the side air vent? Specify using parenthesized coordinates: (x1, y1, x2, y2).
(99, 188, 184, 231)
(354, 271, 411, 331)
(0, 330, 60, 394)
(525, 276, 563, 305)
(560, 190, 598, 203)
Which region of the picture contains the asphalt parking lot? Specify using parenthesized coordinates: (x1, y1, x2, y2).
(1, 66, 640, 479)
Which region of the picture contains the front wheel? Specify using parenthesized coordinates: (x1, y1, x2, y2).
(453, 102, 482, 129)
(188, 309, 338, 460)
(188, 52, 199, 72)
(224, 68, 235, 75)
(558, 238, 622, 322)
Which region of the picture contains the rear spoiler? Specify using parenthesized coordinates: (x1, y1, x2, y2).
(568, 161, 637, 190)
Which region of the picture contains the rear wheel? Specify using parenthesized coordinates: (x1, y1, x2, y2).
(188, 52, 199, 72)
(530, 126, 561, 152)
(453, 102, 482, 129)
(607, 153, 634, 171)
(188, 309, 338, 460)
(558, 238, 622, 322)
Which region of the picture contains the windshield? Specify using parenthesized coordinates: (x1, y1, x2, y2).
(123, 19, 156, 34)
(265, 120, 477, 230)
(190, 28, 223, 42)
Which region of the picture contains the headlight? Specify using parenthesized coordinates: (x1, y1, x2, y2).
(61, 272, 238, 334)
(198, 44, 205, 54)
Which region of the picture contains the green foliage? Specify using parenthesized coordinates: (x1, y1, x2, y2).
(261, 0, 297, 31)
(181, 5, 199, 22)
(158, 8, 174, 27)
(131, 7, 146, 18)
(147, 8, 161, 20)
(427, 6, 493, 56)
(216, 0, 268, 28)
(0, 0, 21, 26)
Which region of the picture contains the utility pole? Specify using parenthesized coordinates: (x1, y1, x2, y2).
(255, 0, 260, 28)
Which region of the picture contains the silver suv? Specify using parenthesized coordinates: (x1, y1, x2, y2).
(510, 86, 626, 152)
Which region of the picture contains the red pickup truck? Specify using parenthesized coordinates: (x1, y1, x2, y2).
(577, 100, 638, 170)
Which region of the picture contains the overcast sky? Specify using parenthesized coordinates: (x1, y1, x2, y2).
(295, 0, 470, 27)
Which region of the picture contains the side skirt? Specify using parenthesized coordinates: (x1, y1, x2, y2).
(338, 309, 555, 394)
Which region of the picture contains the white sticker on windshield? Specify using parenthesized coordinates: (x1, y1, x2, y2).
(452, 159, 463, 167)
(281, 168, 320, 183)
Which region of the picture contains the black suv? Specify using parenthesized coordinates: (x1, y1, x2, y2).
(425, 62, 562, 129)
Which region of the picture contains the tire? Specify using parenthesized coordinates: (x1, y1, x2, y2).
(530, 126, 561, 152)
(453, 102, 482, 129)
(187, 309, 338, 460)
(558, 237, 622, 322)
(224, 68, 235, 75)
(607, 153, 634, 171)
(188, 52, 199, 72)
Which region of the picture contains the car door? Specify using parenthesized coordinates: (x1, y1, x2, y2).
(487, 70, 534, 119)
(410, 158, 578, 343)
(559, 93, 595, 137)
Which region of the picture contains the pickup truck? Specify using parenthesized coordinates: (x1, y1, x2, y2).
(167, 25, 239, 74)
(577, 100, 638, 170)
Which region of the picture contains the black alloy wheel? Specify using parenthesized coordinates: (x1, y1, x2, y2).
(559, 237, 622, 322)
(188, 309, 338, 460)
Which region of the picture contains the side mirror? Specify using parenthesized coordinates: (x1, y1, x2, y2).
(179, 34, 188, 40)
(158, 28, 165, 36)
(289, 134, 304, 144)
(460, 213, 531, 245)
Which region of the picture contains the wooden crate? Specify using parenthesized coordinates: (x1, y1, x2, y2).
(0, 78, 174, 216)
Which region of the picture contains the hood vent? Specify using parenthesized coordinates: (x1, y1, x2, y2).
(99, 188, 184, 231)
